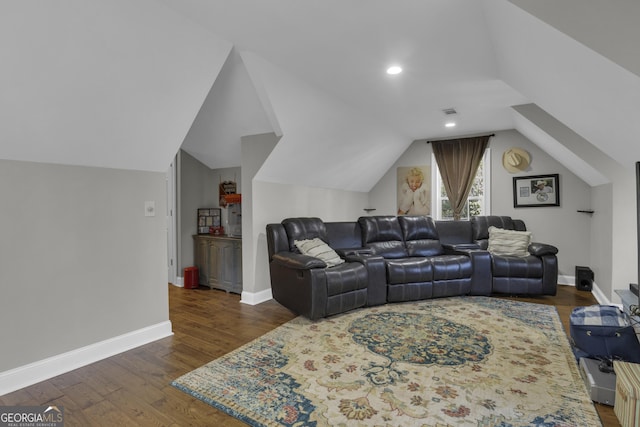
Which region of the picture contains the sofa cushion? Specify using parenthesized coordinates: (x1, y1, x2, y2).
(386, 258, 433, 284)
(358, 216, 408, 258)
(295, 238, 345, 267)
(430, 255, 473, 280)
(398, 215, 444, 256)
(471, 216, 516, 241)
(283, 217, 328, 252)
(492, 255, 543, 278)
(487, 226, 532, 257)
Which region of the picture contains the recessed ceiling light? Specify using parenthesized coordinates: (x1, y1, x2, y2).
(386, 66, 402, 75)
(445, 122, 456, 128)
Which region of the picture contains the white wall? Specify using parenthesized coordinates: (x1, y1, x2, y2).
(177, 149, 242, 274)
(177, 150, 218, 272)
(250, 180, 368, 296)
(368, 140, 433, 216)
(490, 130, 592, 279)
(608, 171, 638, 303)
(368, 130, 592, 279)
(0, 159, 169, 373)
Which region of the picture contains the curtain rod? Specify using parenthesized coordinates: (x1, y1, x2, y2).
(426, 133, 495, 144)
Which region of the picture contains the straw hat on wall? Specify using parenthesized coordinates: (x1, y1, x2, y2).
(502, 148, 530, 173)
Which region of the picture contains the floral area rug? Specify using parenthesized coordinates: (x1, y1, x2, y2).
(171, 297, 602, 426)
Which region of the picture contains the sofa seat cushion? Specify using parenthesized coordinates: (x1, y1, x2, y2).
(324, 262, 368, 296)
(386, 258, 433, 284)
(386, 254, 473, 284)
(430, 255, 473, 280)
(491, 255, 543, 278)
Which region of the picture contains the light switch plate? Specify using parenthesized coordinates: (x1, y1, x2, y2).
(145, 201, 156, 217)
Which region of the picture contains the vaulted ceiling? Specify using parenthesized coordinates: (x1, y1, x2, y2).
(2, 0, 639, 192)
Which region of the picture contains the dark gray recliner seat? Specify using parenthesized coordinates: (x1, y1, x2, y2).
(471, 216, 558, 295)
(358, 215, 483, 302)
(266, 217, 372, 320)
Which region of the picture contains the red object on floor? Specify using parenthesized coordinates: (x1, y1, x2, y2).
(183, 267, 199, 289)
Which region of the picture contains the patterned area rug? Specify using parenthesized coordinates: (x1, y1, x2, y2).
(171, 297, 602, 426)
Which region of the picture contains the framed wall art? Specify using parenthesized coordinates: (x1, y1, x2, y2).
(513, 174, 560, 208)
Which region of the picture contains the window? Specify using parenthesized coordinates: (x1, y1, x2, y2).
(432, 148, 491, 220)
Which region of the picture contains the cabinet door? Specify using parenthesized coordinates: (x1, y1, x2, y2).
(195, 238, 210, 286)
(218, 241, 235, 288)
(208, 240, 221, 286)
(233, 240, 242, 289)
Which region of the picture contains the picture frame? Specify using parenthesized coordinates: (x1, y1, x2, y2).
(513, 174, 560, 208)
(197, 208, 221, 234)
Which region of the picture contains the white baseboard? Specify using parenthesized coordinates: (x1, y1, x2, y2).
(557, 274, 573, 285)
(241, 288, 273, 305)
(0, 321, 173, 396)
(591, 282, 612, 306)
(559, 274, 611, 305)
(173, 276, 184, 287)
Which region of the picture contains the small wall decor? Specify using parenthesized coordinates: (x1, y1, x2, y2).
(197, 208, 221, 234)
(502, 147, 530, 173)
(397, 165, 431, 215)
(513, 174, 560, 207)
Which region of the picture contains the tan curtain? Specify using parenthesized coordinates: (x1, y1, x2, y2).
(431, 135, 491, 220)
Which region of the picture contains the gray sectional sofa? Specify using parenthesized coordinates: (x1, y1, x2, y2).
(266, 215, 558, 320)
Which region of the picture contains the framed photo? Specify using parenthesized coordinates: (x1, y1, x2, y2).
(513, 174, 560, 207)
(397, 165, 431, 215)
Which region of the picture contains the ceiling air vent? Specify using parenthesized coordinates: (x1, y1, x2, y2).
(442, 108, 457, 115)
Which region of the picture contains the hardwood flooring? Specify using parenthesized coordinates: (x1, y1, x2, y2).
(0, 284, 620, 426)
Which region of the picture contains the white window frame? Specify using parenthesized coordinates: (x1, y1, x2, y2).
(431, 148, 491, 220)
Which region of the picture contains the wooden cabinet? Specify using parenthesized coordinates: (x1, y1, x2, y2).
(193, 235, 242, 294)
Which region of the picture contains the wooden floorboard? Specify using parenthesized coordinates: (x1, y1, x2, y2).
(0, 284, 620, 426)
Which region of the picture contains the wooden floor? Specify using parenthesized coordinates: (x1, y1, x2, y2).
(0, 284, 619, 426)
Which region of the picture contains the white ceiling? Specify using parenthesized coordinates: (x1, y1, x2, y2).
(2, 0, 639, 192)
(165, 0, 640, 190)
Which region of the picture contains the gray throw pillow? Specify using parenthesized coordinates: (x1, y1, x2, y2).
(294, 238, 345, 267)
(487, 226, 532, 257)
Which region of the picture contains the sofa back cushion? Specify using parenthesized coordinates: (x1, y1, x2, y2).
(282, 217, 328, 252)
(398, 215, 444, 256)
(434, 220, 473, 245)
(325, 221, 362, 250)
(471, 216, 517, 249)
(358, 216, 408, 258)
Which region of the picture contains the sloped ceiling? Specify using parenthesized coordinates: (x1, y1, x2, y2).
(0, 0, 231, 172)
(2, 0, 638, 191)
(163, 0, 529, 191)
(485, 0, 640, 176)
(180, 49, 273, 170)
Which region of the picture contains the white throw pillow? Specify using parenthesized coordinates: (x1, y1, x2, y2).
(294, 238, 345, 267)
(487, 226, 532, 257)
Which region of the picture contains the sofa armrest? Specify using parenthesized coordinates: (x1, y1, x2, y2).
(528, 242, 558, 257)
(336, 247, 374, 257)
(272, 252, 327, 269)
(442, 243, 481, 254)
(441, 247, 492, 296)
(344, 253, 387, 307)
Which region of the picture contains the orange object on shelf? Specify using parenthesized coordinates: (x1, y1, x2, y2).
(222, 193, 242, 204)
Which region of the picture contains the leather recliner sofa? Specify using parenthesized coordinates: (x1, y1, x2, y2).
(266, 215, 558, 320)
(357, 215, 492, 301)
